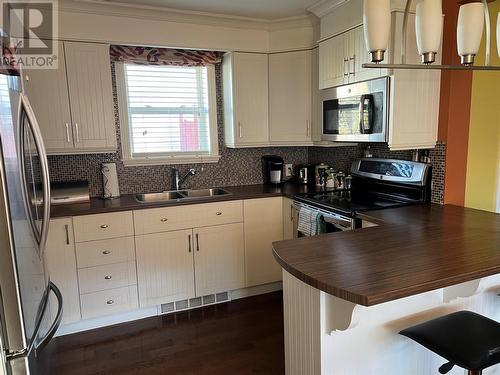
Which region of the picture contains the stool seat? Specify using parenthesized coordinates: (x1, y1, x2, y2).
(400, 311, 500, 373)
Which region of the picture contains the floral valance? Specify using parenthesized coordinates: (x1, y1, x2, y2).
(110, 45, 222, 67)
(0, 40, 20, 76)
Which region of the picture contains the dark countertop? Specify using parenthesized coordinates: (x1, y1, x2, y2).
(272, 204, 500, 306)
(50, 183, 313, 218)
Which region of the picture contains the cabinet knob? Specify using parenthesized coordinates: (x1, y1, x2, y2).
(102, 250, 111, 255)
(106, 300, 114, 305)
(216, 212, 222, 216)
(100, 224, 109, 229)
(161, 218, 168, 222)
(104, 275, 112, 280)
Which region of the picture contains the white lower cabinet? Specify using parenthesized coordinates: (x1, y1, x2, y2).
(135, 229, 196, 308)
(46, 218, 81, 324)
(80, 286, 138, 320)
(194, 223, 245, 296)
(282, 197, 294, 240)
(244, 197, 284, 287)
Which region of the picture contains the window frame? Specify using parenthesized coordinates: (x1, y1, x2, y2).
(115, 62, 220, 166)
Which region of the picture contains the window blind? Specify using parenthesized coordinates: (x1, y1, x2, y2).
(123, 64, 212, 157)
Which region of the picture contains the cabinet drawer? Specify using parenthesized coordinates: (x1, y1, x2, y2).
(78, 261, 137, 294)
(80, 286, 138, 320)
(134, 200, 243, 235)
(75, 237, 135, 268)
(73, 212, 134, 242)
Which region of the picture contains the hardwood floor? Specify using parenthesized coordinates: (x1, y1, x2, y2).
(39, 292, 285, 375)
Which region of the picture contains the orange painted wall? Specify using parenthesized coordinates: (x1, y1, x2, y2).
(438, 0, 473, 206)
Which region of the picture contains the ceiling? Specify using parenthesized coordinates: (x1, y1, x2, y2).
(97, 0, 321, 20)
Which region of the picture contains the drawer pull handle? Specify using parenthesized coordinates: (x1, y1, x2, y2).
(102, 250, 111, 255)
(161, 218, 168, 222)
(100, 224, 109, 229)
(106, 300, 114, 305)
(216, 212, 222, 216)
(104, 275, 112, 280)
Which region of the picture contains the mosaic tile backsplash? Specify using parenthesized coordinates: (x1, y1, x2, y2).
(47, 63, 446, 204)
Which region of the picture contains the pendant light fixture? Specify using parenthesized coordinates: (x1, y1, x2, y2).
(363, 0, 391, 63)
(361, 0, 500, 71)
(457, 2, 485, 65)
(497, 13, 500, 57)
(415, 0, 443, 64)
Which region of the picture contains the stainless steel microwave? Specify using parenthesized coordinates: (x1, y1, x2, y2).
(321, 77, 389, 143)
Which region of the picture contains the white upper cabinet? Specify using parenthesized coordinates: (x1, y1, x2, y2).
(24, 41, 116, 154)
(223, 52, 269, 147)
(23, 42, 74, 153)
(64, 42, 117, 152)
(269, 50, 313, 144)
(319, 25, 383, 89)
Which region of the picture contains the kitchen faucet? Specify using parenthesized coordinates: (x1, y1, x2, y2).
(171, 168, 196, 190)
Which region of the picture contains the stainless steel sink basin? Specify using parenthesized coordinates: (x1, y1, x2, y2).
(135, 188, 231, 203)
(135, 191, 184, 203)
(181, 188, 231, 198)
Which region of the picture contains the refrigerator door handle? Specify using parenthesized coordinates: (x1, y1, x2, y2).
(17, 93, 51, 257)
(35, 282, 63, 354)
(5, 282, 62, 361)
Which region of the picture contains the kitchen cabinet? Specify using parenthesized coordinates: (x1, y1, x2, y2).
(45, 218, 81, 324)
(193, 223, 245, 296)
(282, 197, 294, 240)
(135, 229, 196, 308)
(269, 50, 313, 144)
(23, 41, 116, 154)
(319, 25, 383, 90)
(223, 52, 269, 147)
(244, 197, 283, 287)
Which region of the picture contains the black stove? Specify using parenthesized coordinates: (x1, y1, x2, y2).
(294, 158, 432, 218)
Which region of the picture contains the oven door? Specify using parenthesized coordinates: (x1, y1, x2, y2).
(321, 77, 389, 143)
(292, 202, 354, 238)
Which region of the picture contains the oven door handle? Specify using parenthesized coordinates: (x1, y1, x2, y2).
(321, 215, 353, 231)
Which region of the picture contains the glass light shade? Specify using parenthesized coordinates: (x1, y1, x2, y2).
(363, 0, 391, 62)
(457, 2, 485, 65)
(497, 12, 500, 57)
(415, 0, 443, 64)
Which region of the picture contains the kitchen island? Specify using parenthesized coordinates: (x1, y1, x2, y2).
(272, 204, 500, 375)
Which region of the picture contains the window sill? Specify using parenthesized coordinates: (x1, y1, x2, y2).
(122, 155, 221, 167)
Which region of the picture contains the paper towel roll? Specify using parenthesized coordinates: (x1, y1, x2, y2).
(102, 163, 120, 199)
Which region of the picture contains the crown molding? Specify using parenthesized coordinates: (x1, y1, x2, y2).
(307, 0, 349, 18)
(60, 0, 318, 31)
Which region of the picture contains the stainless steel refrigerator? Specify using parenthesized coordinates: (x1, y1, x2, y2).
(0, 70, 62, 375)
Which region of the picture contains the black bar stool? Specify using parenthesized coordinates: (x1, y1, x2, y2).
(399, 311, 500, 375)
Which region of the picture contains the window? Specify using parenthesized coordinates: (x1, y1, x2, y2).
(116, 63, 219, 165)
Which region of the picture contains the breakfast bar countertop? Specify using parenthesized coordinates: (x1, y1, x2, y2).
(272, 204, 500, 306)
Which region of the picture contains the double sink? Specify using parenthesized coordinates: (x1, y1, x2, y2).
(136, 188, 231, 203)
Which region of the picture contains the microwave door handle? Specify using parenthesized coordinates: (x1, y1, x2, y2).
(359, 94, 367, 134)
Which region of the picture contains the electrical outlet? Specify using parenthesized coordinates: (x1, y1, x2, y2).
(285, 164, 293, 177)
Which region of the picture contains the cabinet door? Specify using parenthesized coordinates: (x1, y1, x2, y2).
(232, 53, 269, 144)
(348, 26, 383, 83)
(193, 223, 245, 296)
(244, 197, 283, 287)
(23, 42, 74, 153)
(135, 229, 195, 308)
(64, 42, 117, 152)
(319, 34, 347, 89)
(269, 50, 312, 144)
(282, 198, 294, 240)
(45, 218, 81, 324)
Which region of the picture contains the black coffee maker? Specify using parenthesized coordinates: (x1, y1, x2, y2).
(262, 155, 284, 185)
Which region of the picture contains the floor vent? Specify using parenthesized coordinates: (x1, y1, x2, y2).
(216, 292, 229, 302)
(189, 297, 202, 308)
(161, 302, 175, 314)
(175, 299, 189, 310)
(160, 291, 231, 316)
(202, 294, 215, 304)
